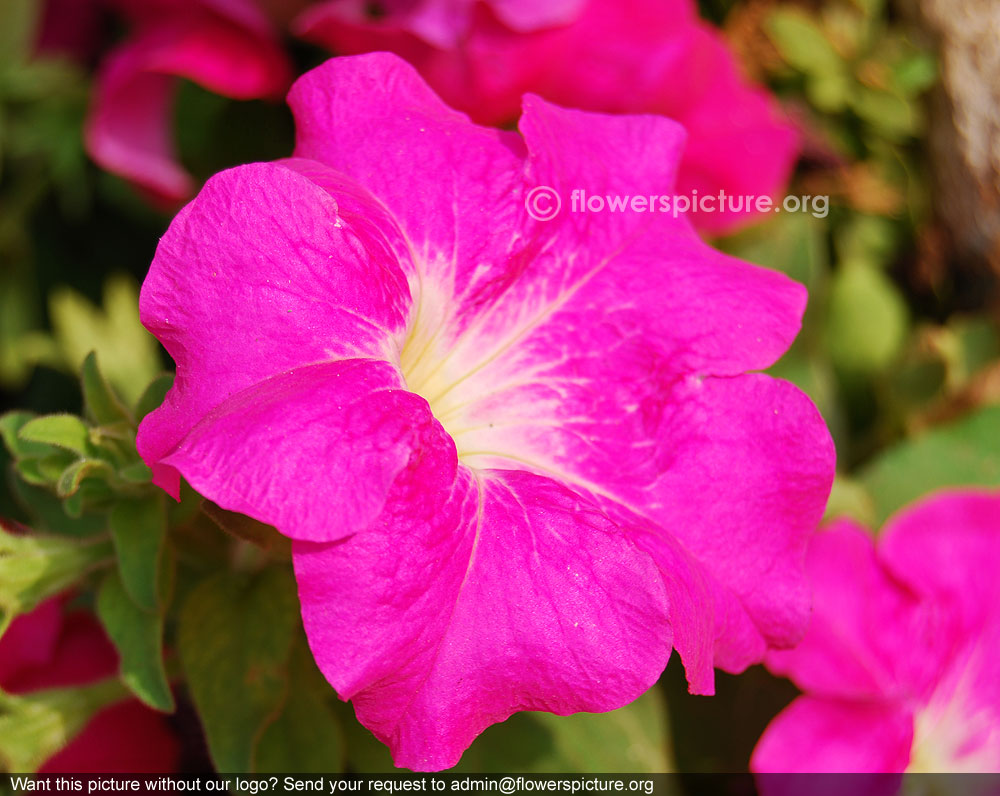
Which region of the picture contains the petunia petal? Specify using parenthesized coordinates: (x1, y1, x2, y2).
(0, 598, 63, 688)
(751, 695, 914, 773)
(0, 598, 180, 774)
(294, 467, 671, 771)
(288, 53, 525, 291)
(161, 360, 436, 544)
(39, 700, 181, 774)
(765, 520, 946, 702)
(1, 611, 118, 694)
(453, 369, 832, 687)
(879, 490, 1000, 634)
(628, 375, 833, 673)
(288, 63, 831, 692)
(86, 40, 192, 203)
(878, 491, 1000, 771)
(295, 0, 796, 233)
(85, 11, 290, 202)
(138, 160, 411, 497)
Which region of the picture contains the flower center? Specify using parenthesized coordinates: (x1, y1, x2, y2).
(399, 281, 483, 459)
(907, 645, 1000, 772)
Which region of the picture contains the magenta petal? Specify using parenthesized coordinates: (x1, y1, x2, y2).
(39, 700, 180, 774)
(488, 0, 587, 33)
(624, 522, 716, 695)
(759, 492, 1000, 773)
(660, 24, 800, 234)
(86, 40, 192, 203)
(632, 375, 834, 668)
(878, 491, 1000, 770)
(85, 11, 290, 202)
(137, 160, 411, 497)
(0, 598, 63, 687)
(517, 94, 806, 376)
(879, 491, 1000, 634)
(751, 696, 914, 773)
(765, 520, 945, 701)
(294, 468, 671, 771)
(161, 360, 437, 543)
(295, 0, 797, 233)
(288, 53, 525, 288)
(462, 375, 830, 688)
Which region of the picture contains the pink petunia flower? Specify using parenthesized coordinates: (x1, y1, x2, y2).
(136, 53, 833, 770)
(85, 0, 292, 204)
(0, 597, 180, 773)
(296, 0, 799, 234)
(752, 490, 1000, 773)
(298, 0, 587, 48)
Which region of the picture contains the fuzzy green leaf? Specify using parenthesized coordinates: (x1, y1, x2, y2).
(18, 414, 91, 457)
(96, 572, 174, 712)
(109, 495, 166, 612)
(81, 352, 132, 426)
(178, 568, 299, 772)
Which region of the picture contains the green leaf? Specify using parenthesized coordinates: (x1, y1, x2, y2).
(81, 352, 132, 426)
(2, 58, 85, 101)
(49, 276, 162, 406)
(37, 449, 79, 483)
(860, 406, 1000, 526)
(56, 458, 115, 498)
(9, 479, 105, 538)
(0, 680, 125, 773)
(119, 460, 153, 484)
(109, 495, 167, 612)
(1, 411, 56, 459)
(852, 88, 922, 138)
(892, 52, 937, 96)
(835, 215, 898, 268)
(807, 70, 853, 113)
(135, 373, 174, 422)
(335, 702, 397, 773)
(96, 572, 174, 712)
(17, 414, 90, 457)
(766, 8, 844, 77)
(15, 458, 52, 487)
(825, 263, 908, 373)
(723, 212, 829, 291)
(179, 568, 299, 772)
(0, 522, 114, 628)
(254, 643, 344, 773)
(454, 686, 673, 773)
(823, 475, 877, 527)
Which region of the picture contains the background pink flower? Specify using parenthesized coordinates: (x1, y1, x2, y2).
(136, 53, 833, 770)
(297, 0, 799, 234)
(752, 490, 1000, 773)
(0, 598, 180, 773)
(85, 0, 292, 204)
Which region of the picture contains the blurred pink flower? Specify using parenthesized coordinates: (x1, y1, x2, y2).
(752, 490, 1000, 773)
(136, 53, 833, 770)
(0, 598, 180, 773)
(300, 0, 587, 47)
(297, 0, 799, 234)
(85, 0, 292, 204)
